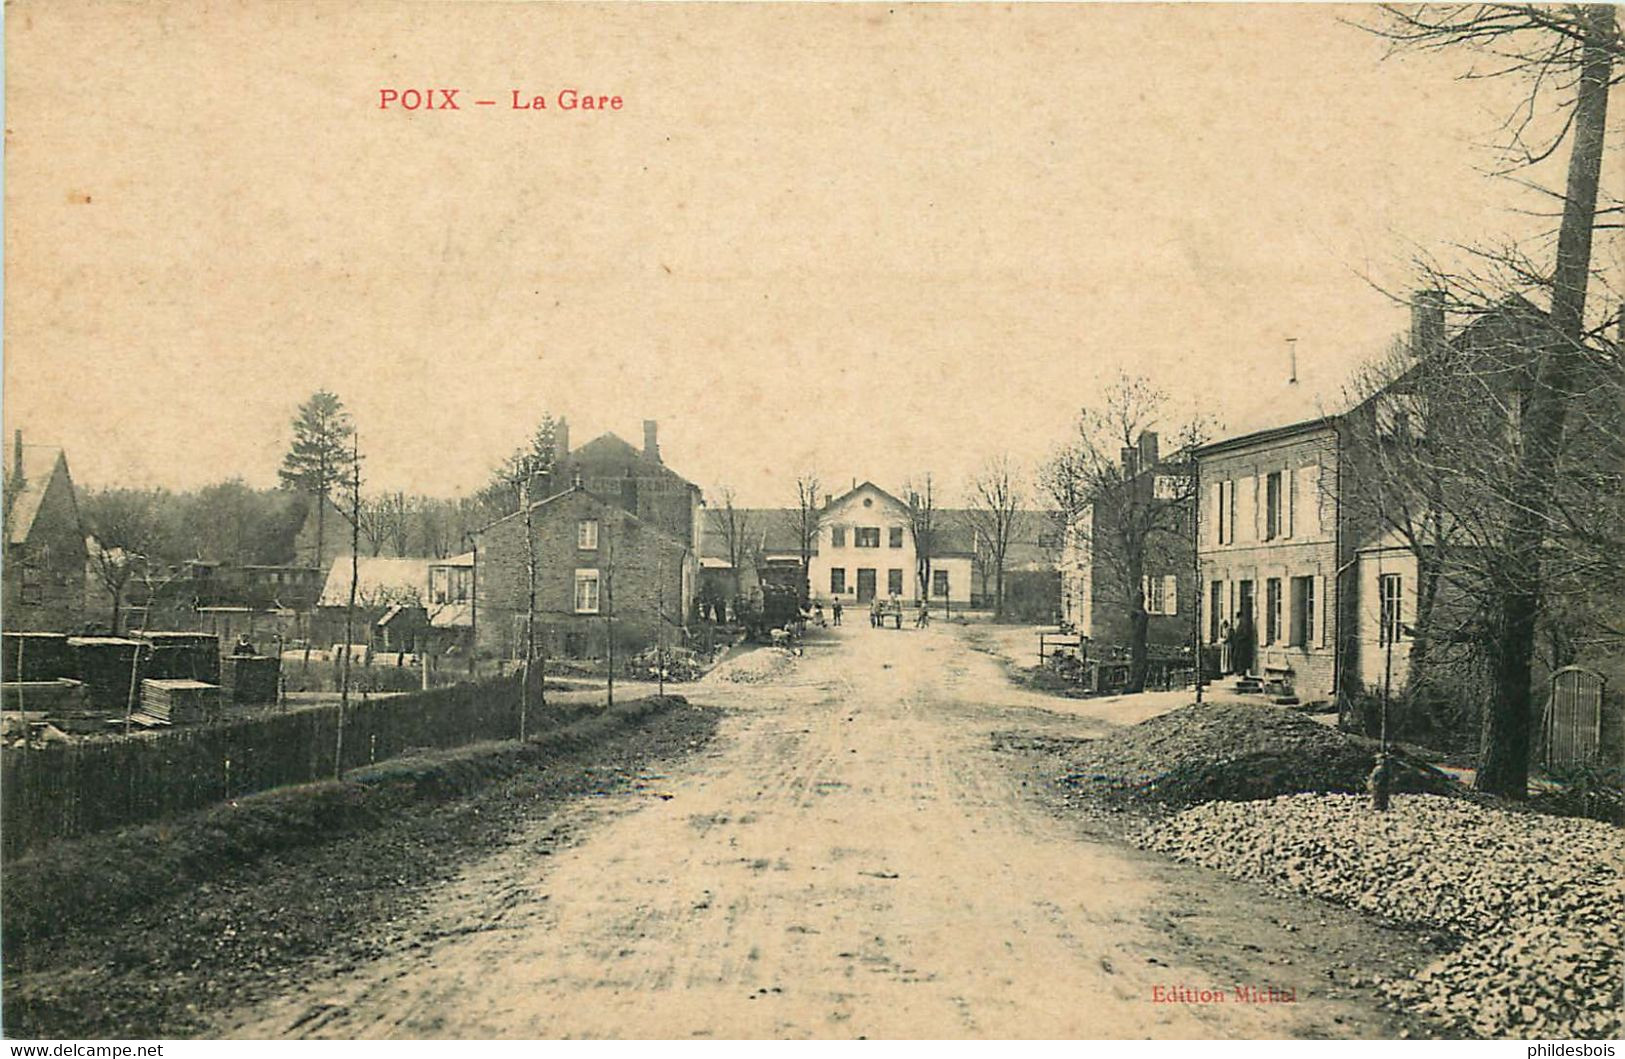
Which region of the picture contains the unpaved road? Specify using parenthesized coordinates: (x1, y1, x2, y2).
(227, 623, 1426, 1039)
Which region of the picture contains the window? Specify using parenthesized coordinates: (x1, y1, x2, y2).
(578, 519, 599, 550)
(19, 564, 42, 605)
(888, 527, 904, 548)
(1265, 578, 1282, 644)
(1379, 573, 1404, 646)
(1264, 472, 1282, 540)
(830, 568, 846, 594)
(887, 568, 904, 596)
(855, 527, 881, 548)
(1142, 575, 1177, 616)
(1290, 575, 1314, 647)
(574, 569, 601, 614)
(1209, 580, 1223, 642)
(831, 526, 846, 548)
(1215, 479, 1237, 545)
(932, 569, 950, 597)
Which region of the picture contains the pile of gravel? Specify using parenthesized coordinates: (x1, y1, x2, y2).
(1059, 704, 1458, 806)
(713, 647, 795, 684)
(1142, 794, 1623, 1038)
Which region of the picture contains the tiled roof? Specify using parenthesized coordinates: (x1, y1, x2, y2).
(5, 445, 72, 546)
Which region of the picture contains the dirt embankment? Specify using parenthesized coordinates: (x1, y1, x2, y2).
(2, 696, 722, 1040)
(1032, 703, 1461, 809)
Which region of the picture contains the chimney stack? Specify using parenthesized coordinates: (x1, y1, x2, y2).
(12, 430, 22, 484)
(555, 417, 570, 459)
(642, 419, 660, 462)
(1410, 289, 1446, 355)
(824, 493, 832, 508)
(1138, 431, 1160, 470)
(1286, 337, 1299, 385)
(1120, 447, 1138, 477)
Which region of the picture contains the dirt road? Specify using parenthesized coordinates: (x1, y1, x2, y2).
(227, 623, 1424, 1039)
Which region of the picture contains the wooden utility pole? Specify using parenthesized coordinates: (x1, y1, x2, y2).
(1192, 459, 1204, 705)
(337, 433, 360, 780)
(604, 527, 615, 709)
(520, 464, 537, 742)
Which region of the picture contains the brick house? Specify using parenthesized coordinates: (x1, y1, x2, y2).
(1196, 418, 1341, 703)
(475, 486, 696, 660)
(1060, 431, 1196, 652)
(534, 420, 704, 552)
(3, 432, 88, 632)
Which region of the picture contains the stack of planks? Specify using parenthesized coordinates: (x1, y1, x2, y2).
(66, 637, 148, 712)
(139, 632, 222, 684)
(139, 679, 222, 724)
(225, 655, 280, 705)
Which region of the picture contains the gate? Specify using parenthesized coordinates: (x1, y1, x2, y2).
(1544, 666, 1605, 770)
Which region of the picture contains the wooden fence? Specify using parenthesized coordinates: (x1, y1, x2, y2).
(0, 674, 533, 859)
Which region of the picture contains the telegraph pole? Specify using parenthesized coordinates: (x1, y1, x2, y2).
(338, 433, 360, 780)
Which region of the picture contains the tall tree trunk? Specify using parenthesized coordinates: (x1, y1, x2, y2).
(1127, 554, 1149, 694)
(1477, 6, 1612, 799)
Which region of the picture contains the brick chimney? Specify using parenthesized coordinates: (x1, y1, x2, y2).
(555, 417, 570, 459)
(1410, 289, 1446, 355)
(11, 430, 22, 485)
(642, 419, 660, 462)
(1137, 431, 1160, 470)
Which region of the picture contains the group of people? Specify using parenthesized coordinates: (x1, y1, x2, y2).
(804, 596, 933, 631)
(1217, 612, 1257, 676)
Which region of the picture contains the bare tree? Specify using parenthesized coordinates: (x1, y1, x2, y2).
(81, 488, 162, 631)
(964, 455, 1027, 620)
(903, 473, 937, 601)
(714, 486, 756, 573)
(1365, 3, 1619, 798)
(786, 473, 822, 604)
(1042, 373, 1209, 692)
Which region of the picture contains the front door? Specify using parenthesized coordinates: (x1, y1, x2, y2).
(857, 568, 877, 602)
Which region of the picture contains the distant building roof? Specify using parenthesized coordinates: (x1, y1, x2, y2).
(318, 557, 430, 607)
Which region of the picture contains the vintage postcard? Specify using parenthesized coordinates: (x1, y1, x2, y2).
(2, 0, 1620, 1045)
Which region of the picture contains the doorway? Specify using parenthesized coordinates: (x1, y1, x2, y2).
(857, 568, 877, 602)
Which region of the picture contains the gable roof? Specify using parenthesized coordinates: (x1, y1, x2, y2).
(823, 480, 909, 513)
(477, 485, 691, 550)
(558, 432, 699, 491)
(5, 445, 77, 546)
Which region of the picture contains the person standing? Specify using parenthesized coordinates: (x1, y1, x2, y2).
(832, 600, 843, 626)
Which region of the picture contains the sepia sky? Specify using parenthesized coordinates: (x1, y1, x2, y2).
(5, 2, 1618, 507)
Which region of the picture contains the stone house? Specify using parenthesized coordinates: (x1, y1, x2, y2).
(534, 420, 705, 553)
(475, 486, 696, 660)
(1059, 431, 1196, 651)
(3, 432, 88, 632)
(1195, 417, 1341, 702)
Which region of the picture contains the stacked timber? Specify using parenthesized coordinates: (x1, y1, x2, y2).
(66, 637, 147, 712)
(139, 632, 221, 684)
(1, 632, 74, 683)
(139, 679, 222, 724)
(225, 655, 280, 705)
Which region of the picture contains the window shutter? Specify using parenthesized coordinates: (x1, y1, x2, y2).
(1141, 575, 1150, 611)
(1316, 574, 1327, 648)
(1285, 467, 1295, 538)
(1208, 482, 1222, 545)
(1239, 476, 1256, 542)
(1163, 575, 1177, 616)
